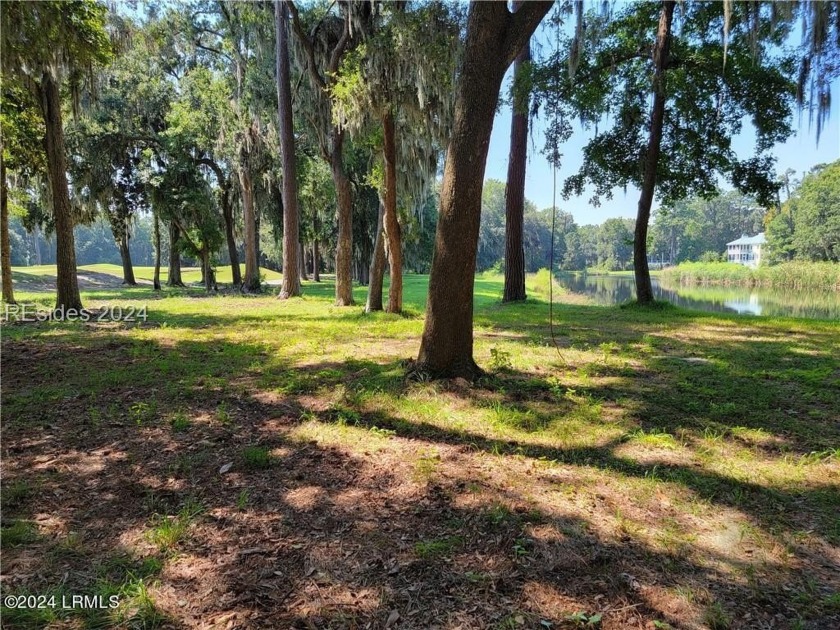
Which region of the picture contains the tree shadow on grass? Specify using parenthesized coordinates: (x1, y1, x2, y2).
(4, 388, 835, 629)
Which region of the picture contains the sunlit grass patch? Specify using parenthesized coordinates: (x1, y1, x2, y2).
(145, 498, 204, 551)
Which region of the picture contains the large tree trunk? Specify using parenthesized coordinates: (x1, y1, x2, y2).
(167, 220, 184, 287)
(1, 149, 16, 304)
(276, 0, 302, 299)
(366, 198, 387, 313)
(634, 0, 675, 305)
(239, 167, 261, 292)
(222, 196, 241, 287)
(416, 1, 552, 379)
(39, 71, 83, 312)
(503, 0, 530, 303)
(118, 226, 137, 286)
(312, 239, 320, 282)
(331, 131, 354, 306)
(153, 213, 162, 291)
(299, 242, 308, 281)
(381, 109, 403, 313)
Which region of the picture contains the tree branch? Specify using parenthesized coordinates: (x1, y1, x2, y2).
(327, 8, 351, 76)
(196, 156, 229, 192)
(287, 0, 327, 91)
(505, 1, 553, 66)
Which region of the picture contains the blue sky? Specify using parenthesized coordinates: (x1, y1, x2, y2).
(484, 36, 840, 226)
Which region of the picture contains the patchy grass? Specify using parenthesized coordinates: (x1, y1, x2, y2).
(2, 268, 839, 628)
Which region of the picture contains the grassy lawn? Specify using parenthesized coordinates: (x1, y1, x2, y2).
(11, 263, 284, 289)
(1, 269, 838, 629)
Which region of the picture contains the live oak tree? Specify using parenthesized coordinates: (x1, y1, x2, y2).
(288, 0, 370, 306)
(330, 1, 459, 314)
(415, 0, 553, 379)
(0, 83, 46, 304)
(66, 30, 171, 287)
(165, 66, 241, 287)
(147, 158, 224, 292)
(537, 0, 796, 304)
(1, 0, 112, 311)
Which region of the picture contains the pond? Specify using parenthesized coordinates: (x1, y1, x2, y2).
(555, 273, 840, 320)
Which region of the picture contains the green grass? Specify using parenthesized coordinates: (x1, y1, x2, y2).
(3, 265, 840, 628)
(11, 263, 283, 287)
(145, 498, 204, 551)
(414, 536, 462, 558)
(241, 445, 274, 469)
(1, 520, 40, 548)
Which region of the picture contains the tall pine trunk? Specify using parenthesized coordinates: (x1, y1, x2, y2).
(240, 167, 261, 292)
(381, 110, 403, 313)
(416, 1, 551, 379)
(222, 197, 241, 286)
(503, 0, 530, 303)
(39, 71, 82, 312)
(152, 213, 161, 291)
(331, 131, 354, 306)
(1, 149, 16, 304)
(276, 0, 302, 298)
(118, 226, 137, 285)
(366, 198, 386, 313)
(167, 220, 184, 287)
(634, 0, 675, 304)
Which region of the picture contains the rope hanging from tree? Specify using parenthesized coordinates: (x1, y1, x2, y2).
(548, 9, 565, 364)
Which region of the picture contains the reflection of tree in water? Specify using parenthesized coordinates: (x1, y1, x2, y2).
(556, 274, 840, 320)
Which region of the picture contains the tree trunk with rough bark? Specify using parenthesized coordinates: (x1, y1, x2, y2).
(276, 0, 302, 298)
(167, 220, 184, 286)
(202, 248, 216, 292)
(299, 242, 308, 281)
(381, 109, 403, 313)
(503, 0, 530, 303)
(416, 1, 552, 379)
(635, 0, 675, 305)
(366, 198, 387, 313)
(240, 167, 261, 292)
(153, 213, 162, 291)
(312, 239, 320, 282)
(222, 197, 241, 286)
(331, 131, 354, 305)
(1, 149, 16, 304)
(39, 71, 83, 312)
(118, 226, 137, 285)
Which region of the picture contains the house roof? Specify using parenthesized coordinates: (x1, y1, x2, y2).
(727, 232, 766, 246)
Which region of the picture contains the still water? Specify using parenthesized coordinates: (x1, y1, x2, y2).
(555, 273, 840, 321)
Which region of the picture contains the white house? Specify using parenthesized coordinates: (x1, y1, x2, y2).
(726, 232, 766, 268)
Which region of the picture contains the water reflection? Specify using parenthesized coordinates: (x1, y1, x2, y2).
(555, 273, 840, 320)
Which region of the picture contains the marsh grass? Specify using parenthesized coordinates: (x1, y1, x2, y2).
(660, 260, 840, 291)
